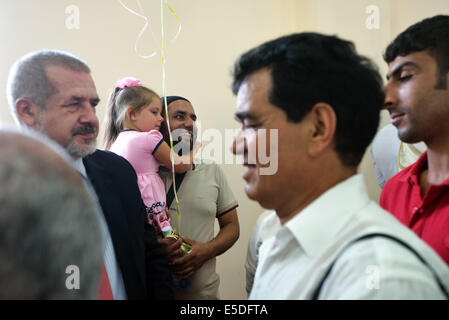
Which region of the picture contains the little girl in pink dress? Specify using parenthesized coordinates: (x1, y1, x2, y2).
(111, 129, 170, 231)
(105, 77, 193, 237)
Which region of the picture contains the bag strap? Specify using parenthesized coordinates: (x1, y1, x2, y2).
(166, 172, 187, 209)
(311, 233, 449, 300)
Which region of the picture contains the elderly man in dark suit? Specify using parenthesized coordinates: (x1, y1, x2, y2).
(7, 49, 173, 300)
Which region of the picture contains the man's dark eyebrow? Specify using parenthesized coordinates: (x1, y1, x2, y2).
(70, 96, 100, 104)
(91, 98, 100, 105)
(386, 61, 420, 80)
(175, 110, 197, 120)
(234, 112, 258, 122)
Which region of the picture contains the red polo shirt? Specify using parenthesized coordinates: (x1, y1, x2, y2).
(380, 151, 449, 265)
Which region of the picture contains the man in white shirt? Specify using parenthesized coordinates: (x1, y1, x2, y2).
(231, 33, 449, 299)
(245, 210, 280, 296)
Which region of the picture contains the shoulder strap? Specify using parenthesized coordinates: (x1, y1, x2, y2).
(311, 233, 449, 300)
(166, 172, 187, 209)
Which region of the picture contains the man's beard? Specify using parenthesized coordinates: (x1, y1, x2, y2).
(66, 124, 97, 159)
(171, 128, 195, 156)
(66, 136, 97, 159)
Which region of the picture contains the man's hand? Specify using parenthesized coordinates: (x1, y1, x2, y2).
(171, 237, 212, 280)
(157, 236, 184, 261)
(170, 209, 239, 280)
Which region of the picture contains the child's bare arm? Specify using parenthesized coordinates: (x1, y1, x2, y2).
(153, 141, 193, 173)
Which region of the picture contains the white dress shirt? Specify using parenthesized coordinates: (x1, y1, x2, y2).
(245, 210, 280, 295)
(250, 174, 449, 300)
(72, 158, 127, 300)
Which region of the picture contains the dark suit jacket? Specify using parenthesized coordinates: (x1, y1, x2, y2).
(83, 150, 173, 299)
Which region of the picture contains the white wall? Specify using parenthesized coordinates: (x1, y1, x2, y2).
(0, 0, 448, 300)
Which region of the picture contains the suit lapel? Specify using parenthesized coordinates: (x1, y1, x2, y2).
(83, 156, 143, 290)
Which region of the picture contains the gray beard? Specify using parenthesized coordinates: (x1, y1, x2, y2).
(66, 137, 97, 159)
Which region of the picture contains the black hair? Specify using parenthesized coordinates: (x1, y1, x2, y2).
(384, 15, 449, 89)
(232, 32, 384, 167)
(160, 96, 190, 110)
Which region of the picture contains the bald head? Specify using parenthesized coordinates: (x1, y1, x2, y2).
(0, 128, 102, 299)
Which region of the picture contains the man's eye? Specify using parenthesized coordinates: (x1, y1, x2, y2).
(175, 115, 184, 120)
(399, 74, 413, 82)
(244, 122, 260, 129)
(65, 103, 80, 108)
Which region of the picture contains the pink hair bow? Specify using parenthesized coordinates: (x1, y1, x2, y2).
(115, 77, 142, 89)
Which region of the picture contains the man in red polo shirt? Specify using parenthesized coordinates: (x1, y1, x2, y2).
(381, 15, 449, 265)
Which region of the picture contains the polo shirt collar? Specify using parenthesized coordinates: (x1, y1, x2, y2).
(284, 174, 371, 258)
(398, 151, 428, 184)
(398, 151, 449, 187)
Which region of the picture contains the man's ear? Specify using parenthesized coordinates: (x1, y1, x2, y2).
(15, 98, 41, 127)
(307, 102, 337, 158)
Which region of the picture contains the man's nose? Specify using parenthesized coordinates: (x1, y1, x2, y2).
(184, 117, 194, 130)
(382, 81, 398, 111)
(231, 128, 246, 155)
(80, 103, 99, 124)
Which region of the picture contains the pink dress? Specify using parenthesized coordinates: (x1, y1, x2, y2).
(110, 130, 170, 233)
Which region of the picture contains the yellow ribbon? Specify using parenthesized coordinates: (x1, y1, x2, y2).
(165, 0, 182, 43)
(161, 0, 183, 235)
(165, 234, 192, 254)
(119, 0, 184, 236)
(119, 0, 182, 235)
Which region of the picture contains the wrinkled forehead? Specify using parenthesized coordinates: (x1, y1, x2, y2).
(45, 65, 98, 95)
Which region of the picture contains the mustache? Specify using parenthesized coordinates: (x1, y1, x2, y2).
(388, 106, 407, 114)
(72, 124, 96, 136)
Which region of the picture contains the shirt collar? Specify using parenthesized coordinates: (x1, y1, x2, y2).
(283, 174, 371, 258)
(401, 151, 449, 187)
(398, 151, 428, 184)
(71, 157, 87, 179)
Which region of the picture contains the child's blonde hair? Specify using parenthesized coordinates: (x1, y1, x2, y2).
(104, 84, 159, 149)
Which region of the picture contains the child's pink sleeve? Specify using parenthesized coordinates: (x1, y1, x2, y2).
(145, 130, 164, 155)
